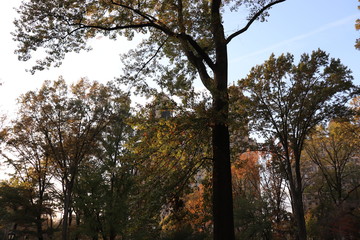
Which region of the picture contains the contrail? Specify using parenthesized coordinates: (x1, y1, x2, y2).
(231, 14, 358, 62)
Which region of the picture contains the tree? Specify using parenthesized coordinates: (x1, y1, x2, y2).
(260, 156, 294, 239)
(73, 157, 135, 240)
(305, 121, 360, 206)
(95, 90, 134, 240)
(13, 1, 287, 238)
(3, 111, 56, 240)
(231, 151, 272, 239)
(0, 179, 44, 239)
(127, 94, 213, 238)
(303, 120, 360, 239)
(72, 90, 134, 240)
(356, 0, 360, 50)
(13, 77, 124, 240)
(242, 49, 355, 240)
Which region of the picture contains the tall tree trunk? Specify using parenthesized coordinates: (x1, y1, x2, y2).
(288, 175, 307, 240)
(48, 212, 54, 240)
(74, 212, 81, 240)
(109, 229, 116, 240)
(284, 150, 307, 240)
(294, 155, 307, 240)
(36, 214, 44, 240)
(35, 192, 44, 240)
(211, 67, 234, 240)
(62, 193, 70, 240)
(109, 175, 116, 240)
(212, 121, 235, 240)
(62, 182, 73, 240)
(292, 190, 307, 240)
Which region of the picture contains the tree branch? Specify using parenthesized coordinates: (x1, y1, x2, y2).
(226, 0, 286, 44)
(133, 37, 169, 80)
(68, 22, 154, 35)
(109, 0, 175, 36)
(174, 0, 214, 70)
(181, 33, 215, 70)
(110, 0, 158, 23)
(184, 49, 214, 92)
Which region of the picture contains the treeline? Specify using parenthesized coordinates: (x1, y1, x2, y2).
(0, 50, 359, 240)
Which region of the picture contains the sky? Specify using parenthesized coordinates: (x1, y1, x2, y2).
(0, 1, 359, 172)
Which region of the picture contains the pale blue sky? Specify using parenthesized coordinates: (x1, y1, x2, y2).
(226, 0, 359, 85)
(0, 0, 359, 116)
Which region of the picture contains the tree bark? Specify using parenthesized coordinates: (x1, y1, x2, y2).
(291, 190, 307, 240)
(212, 121, 235, 240)
(62, 182, 73, 240)
(294, 154, 307, 240)
(36, 214, 44, 240)
(62, 194, 69, 240)
(36, 187, 44, 240)
(288, 174, 307, 240)
(211, 39, 235, 238)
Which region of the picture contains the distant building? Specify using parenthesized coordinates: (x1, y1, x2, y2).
(150, 93, 175, 119)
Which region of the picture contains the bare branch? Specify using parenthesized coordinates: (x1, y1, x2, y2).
(184, 49, 214, 92)
(133, 37, 169, 80)
(110, 0, 157, 22)
(109, 0, 175, 36)
(340, 183, 360, 205)
(181, 33, 215, 70)
(68, 22, 153, 35)
(226, 0, 286, 44)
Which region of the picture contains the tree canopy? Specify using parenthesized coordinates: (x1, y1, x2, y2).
(242, 49, 356, 240)
(13, 1, 288, 239)
(14, 0, 285, 84)
(303, 120, 360, 239)
(0, 55, 358, 239)
(3, 78, 132, 240)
